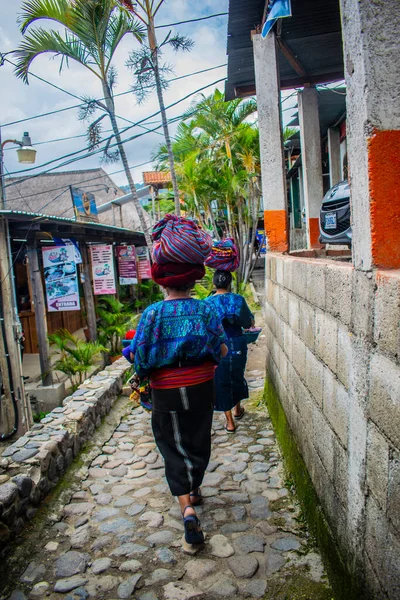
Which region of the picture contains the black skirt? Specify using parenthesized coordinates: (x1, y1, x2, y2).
(151, 378, 215, 496)
(214, 335, 249, 411)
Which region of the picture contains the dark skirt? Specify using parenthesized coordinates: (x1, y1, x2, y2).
(214, 335, 248, 412)
(151, 378, 215, 496)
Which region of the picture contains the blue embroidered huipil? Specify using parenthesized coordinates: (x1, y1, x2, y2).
(206, 293, 254, 338)
(131, 298, 227, 377)
(205, 292, 254, 411)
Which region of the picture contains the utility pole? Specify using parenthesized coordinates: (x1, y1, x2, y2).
(0, 129, 34, 435)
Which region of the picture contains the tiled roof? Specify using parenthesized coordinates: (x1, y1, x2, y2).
(142, 171, 171, 185)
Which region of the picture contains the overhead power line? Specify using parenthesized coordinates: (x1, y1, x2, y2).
(1, 61, 227, 129)
(5, 76, 226, 185)
(155, 12, 228, 28)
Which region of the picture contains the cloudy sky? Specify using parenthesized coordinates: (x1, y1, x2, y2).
(0, 1, 297, 200)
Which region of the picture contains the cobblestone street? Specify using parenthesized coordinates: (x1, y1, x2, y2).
(3, 337, 334, 600)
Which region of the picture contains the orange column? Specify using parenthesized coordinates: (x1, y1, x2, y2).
(369, 130, 400, 269)
(264, 210, 288, 252)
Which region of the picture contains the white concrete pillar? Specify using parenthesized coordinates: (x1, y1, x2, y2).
(327, 126, 341, 187)
(340, 0, 400, 270)
(298, 87, 324, 248)
(253, 33, 288, 252)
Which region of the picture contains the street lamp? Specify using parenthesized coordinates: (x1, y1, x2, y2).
(16, 132, 37, 165)
(0, 130, 37, 208)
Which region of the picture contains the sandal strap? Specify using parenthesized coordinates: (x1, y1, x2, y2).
(182, 505, 195, 516)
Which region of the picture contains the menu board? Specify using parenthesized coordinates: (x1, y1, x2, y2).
(90, 245, 116, 295)
(116, 245, 138, 285)
(136, 246, 152, 280)
(42, 245, 80, 312)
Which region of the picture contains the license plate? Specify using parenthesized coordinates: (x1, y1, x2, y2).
(325, 212, 337, 229)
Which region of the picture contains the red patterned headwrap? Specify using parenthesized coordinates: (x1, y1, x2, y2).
(151, 262, 205, 288)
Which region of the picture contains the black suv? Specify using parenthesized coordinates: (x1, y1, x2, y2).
(319, 180, 351, 246)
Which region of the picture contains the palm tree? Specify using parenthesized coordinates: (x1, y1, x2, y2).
(13, 0, 153, 248)
(119, 0, 193, 217)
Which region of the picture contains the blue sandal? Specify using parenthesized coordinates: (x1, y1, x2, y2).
(189, 488, 203, 506)
(182, 506, 205, 545)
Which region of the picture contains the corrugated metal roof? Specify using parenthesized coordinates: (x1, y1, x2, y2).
(226, 0, 344, 99)
(1, 209, 135, 231)
(1, 209, 146, 246)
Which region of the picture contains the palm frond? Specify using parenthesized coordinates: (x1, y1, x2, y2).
(87, 113, 107, 151)
(105, 8, 145, 70)
(78, 97, 98, 122)
(166, 34, 194, 53)
(13, 27, 96, 82)
(18, 0, 72, 34)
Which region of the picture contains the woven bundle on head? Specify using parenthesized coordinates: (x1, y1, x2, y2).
(151, 262, 205, 288)
(152, 214, 212, 265)
(205, 238, 240, 272)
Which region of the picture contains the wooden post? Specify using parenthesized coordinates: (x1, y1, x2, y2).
(0, 218, 32, 433)
(81, 242, 97, 342)
(26, 244, 53, 386)
(0, 289, 14, 435)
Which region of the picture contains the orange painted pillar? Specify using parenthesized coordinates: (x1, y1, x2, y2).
(368, 131, 400, 269)
(340, 0, 400, 270)
(253, 33, 288, 253)
(298, 87, 324, 249)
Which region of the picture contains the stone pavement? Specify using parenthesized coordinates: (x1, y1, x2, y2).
(4, 340, 334, 600)
(5, 394, 333, 598)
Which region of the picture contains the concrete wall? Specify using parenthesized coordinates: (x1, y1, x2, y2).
(264, 253, 400, 599)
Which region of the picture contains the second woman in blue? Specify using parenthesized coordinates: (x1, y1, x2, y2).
(206, 270, 254, 432)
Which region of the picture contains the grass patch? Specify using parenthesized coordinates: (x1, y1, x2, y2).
(264, 572, 335, 600)
(262, 376, 362, 600)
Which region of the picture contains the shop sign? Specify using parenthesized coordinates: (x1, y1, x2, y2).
(116, 245, 138, 285)
(53, 237, 82, 264)
(42, 245, 80, 312)
(90, 245, 116, 295)
(136, 246, 152, 280)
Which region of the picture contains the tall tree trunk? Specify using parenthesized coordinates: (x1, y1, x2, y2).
(207, 201, 220, 240)
(102, 81, 152, 249)
(243, 186, 258, 284)
(148, 22, 181, 216)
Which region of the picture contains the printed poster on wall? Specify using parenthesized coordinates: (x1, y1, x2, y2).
(116, 245, 138, 285)
(70, 186, 99, 222)
(136, 246, 152, 280)
(90, 245, 116, 295)
(42, 245, 80, 312)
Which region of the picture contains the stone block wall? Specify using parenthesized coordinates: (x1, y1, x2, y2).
(264, 253, 400, 599)
(0, 359, 130, 551)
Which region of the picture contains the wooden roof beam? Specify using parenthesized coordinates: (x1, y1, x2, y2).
(276, 36, 307, 78)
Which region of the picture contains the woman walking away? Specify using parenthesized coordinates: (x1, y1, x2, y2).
(130, 261, 227, 545)
(206, 270, 254, 433)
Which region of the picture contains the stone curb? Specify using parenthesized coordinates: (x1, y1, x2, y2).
(0, 358, 130, 550)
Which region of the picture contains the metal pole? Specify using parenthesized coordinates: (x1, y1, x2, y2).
(0, 127, 32, 433)
(26, 244, 53, 386)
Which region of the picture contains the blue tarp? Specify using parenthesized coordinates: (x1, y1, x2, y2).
(261, 0, 292, 38)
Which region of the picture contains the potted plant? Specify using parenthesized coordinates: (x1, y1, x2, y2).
(96, 296, 133, 360)
(48, 329, 106, 392)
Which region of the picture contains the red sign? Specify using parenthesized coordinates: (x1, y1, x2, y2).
(116, 245, 138, 285)
(136, 246, 152, 280)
